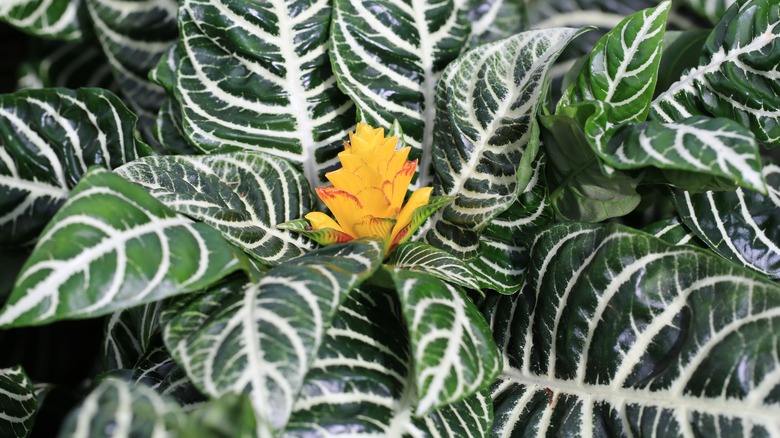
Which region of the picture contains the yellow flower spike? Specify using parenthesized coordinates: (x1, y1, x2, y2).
(278, 122, 452, 253)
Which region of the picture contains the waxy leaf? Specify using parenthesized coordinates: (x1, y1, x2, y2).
(58, 378, 185, 438)
(682, 0, 739, 24)
(430, 28, 584, 258)
(0, 88, 152, 245)
(643, 217, 700, 247)
(467, 0, 527, 46)
(85, 0, 177, 139)
(387, 242, 481, 291)
(287, 287, 493, 436)
(560, 1, 670, 125)
(0, 0, 87, 40)
(0, 168, 242, 328)
(674, 163, 780, 279)
(330, 0, 472, 185)
(651, 0, 780, 146)
(133, 345, 206, 409)
(104, 302, 164, 370)
(115, 152, 313, 266)
(390, 269, 501, 416)
(162, 240, 383, 433)
(486, 222, 780, 435)
(0, 366, 36, 438)
(16, 39, 115, 90)
(171, 0, 355, 185)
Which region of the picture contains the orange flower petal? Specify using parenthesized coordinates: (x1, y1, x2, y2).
(390, 160, 417, 209)
(304, 212, 348, 235)
(353, 215, 397, 245)
(391, 187, 432, 242)
(316, 187, 363, 237)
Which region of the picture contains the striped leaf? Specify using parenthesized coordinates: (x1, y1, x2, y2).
(589, 111, 765, 193)
(170, 0, 355, 186)
(115, 152, 313, 266)
(651, 0, 780, 146)
(0, 168, 242, 328)
(386, 242, 481, 290)
(643, 217, 700, 247)
(85, 0, 177, 140)
(485, 222, 780, 436)
(673, 163, 780, 279)
(471, 154, 552, 294)
(390, 269, 501, 416)
(58, 378, 185, 438)
(16, 39, 115, 91)
(428, 28, 583, 257)
(0, 366, 36, 438)
(682, 0, 739, 24)
(330, 0, 472, 186)
(162, 240, 383, 433)
(0, 0, 86, 40)
(287, 287, 493, 436)
(132, 345, 206, 410)
(560, 1, 670, 125)
(0, 88, 152, 245)
(104, 302, 164, 370)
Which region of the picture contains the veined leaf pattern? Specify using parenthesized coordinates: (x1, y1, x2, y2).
(85, 0, 178, 139)
(674, 163, 780, 279)
(133, 345, 206, 410)
(115, 152, 313, 266)
(287, 287, 493, 436)
(0, 88, 152, 245)
(643, 217, 699, 247)
(58, 378, 185, 438)
(162, 240, 383, 433)
(0, 0, 86, 40)
(387, 242, 481, 290)
(330, 0, 472, 186)
(428, 28, 582, 258)
(16, 39, 115, 91)
(0, 366, 36, 438)
(486, 222, 780, 436)
(172, 0, 355, 185)
(651, 0, 780, 146)
(560, 1, 670, 125)
(104, 302, 164, 370)
(682, 0, 739, 24)
(391, 269, 501, 416)
(0, 168, 242, 328)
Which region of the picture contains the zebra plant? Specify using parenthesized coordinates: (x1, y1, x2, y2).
(1, 0, 779, 436)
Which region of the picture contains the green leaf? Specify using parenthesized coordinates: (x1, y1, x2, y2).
(177, 394, 257, 438)
(681, 0, 739, 24)
(673, 163, 780, 279)
(132, 345, 206, 410)
(0, 168, 242, 328)
(541, 106, 641, 222)
(485, 222, 780, 435)
(655, 30, 710, 97)
(642, 217, 700, 247)
(287, 286, 494, 436)
(0, 0, 87, 41)
(389, 269, 501, 416)
(559, 1, 670, 124)
(115, 152, 313, 266)
(471, 154, 552, 294)
(386, 242, 481, 290)
(84, 0, 177, 140)
(161, 240, 384, 433)
(16, 39, 115, 90)
(58, 378, 185, 438)
(651, 0, 780, 146)
(104, 302, 164, 370)
(154, 99, 197, 155)
(590, 112, 765, 193)
(0, 366, 37, 438)
(0, 87, 152, 245)
(170, 0, 355, 186)
(330, 0, 472, 185)
(429, 28, 585, 257)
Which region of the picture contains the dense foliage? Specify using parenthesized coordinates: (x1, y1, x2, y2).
(1, 0, 779, 436)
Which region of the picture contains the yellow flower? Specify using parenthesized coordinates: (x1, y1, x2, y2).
(279, 122, 449, 251)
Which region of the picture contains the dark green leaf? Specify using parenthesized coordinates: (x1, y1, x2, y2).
(0, 366, 37, 438)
